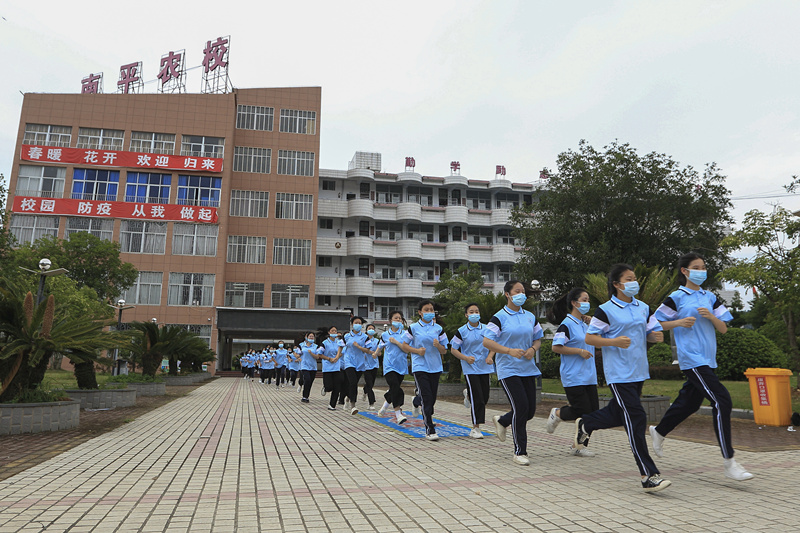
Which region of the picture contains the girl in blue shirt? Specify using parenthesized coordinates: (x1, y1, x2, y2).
(546, 288, 598, 458)
(318, 326, 346, 412)
(652, 252, 752, 481)
(274, 342, 289, 388)
(361, 324, 380, 410)
(576, 263, 670, 493)
(375, 310, 412, 425)
(483, 280, 543, 466)
(450, 302, 495, 439)
(343, 316, 371, 414)
(299, 332, 321, 403)
(287, 344, 300, 390)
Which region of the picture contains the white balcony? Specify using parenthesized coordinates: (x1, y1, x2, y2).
(315, 276, 346, 296)
(397, 278, 423, 299)
(420, 207, 445, 224)
(421, 283, 436, 299)
(373, 281, 398, 298)
(396, 202, 422, 220)
(444, 205, 469, 224)
(396, 239, 423, 258)
(469, 246, 492, 263)
(489, 179, 512, 189)
(347, 198, 374, 218)
(468, 210, 491, 227)
(421, 243, 446, 261)
(347, 168, 375, 180)
(444, 175, 469, 187)
(445, 241, 470, 260)
(373, 204, 397, 221)
(490, 208, 512, 226)
(346, 276, 374, 296)
(492, 243, 516, 263)
(347, 236, 373, 256)
(397, 171, 422, 183)
(372, 241, 397, 259)
(316, 237, 347, 257)
(317, 198, 348, 218)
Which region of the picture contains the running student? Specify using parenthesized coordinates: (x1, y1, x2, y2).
(575, 263, 670, 493)
(361, 324, 380, 410)
(403, 300, 448, 441)
(343, 316, 371, 414)
(483, 280, 543, 466)
(450, 302, 495, 439)
(546, 288, 599, 457)
(299, 332, 320, 403)
(293, 339, 305, 393)
(318, 326, 346, 412)
(652, 252, 753, 481)
(376, 311, 411, 425)
(274, 342, 288, 388)
(287, 344, 300, 389)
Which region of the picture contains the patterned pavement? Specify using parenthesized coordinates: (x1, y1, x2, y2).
(0, 377, 792, 532)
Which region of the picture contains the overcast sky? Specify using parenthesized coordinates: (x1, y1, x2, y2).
(1, 0, 798, 236)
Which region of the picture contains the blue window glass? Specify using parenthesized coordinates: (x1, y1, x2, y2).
(176, 175, 221, 207)
(71, 169, 119, 201)
(125, 172, 171, 203)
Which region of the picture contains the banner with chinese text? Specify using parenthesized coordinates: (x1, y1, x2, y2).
(12, 196, 218, 224)
(20, 145, 223, 173)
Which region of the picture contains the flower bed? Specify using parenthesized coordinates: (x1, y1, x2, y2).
(0, 400, 81, 435)
(126, 382, 166, 397)
(65, 388, 137, 410)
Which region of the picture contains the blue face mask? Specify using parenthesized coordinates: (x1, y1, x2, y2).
(687, 269, 707, 286)
(329, 333, 338, 338)
(278, 343, 284, 348)
(306, 338, 314, 344)
(392, 321, 404, 330)
(467, 314, 481, 324)
(578, 302, 591, 314)
(422, 312, 435, 322)
(366, 329, 375, 336)
(511, 293, 527, 307)
(620, 281, 639, 297)
(352, 323, 362, 332)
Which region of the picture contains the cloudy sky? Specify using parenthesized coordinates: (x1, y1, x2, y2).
(1, 0, 798, 225)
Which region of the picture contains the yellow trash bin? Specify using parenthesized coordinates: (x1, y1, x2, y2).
(744, 368, 793, 426)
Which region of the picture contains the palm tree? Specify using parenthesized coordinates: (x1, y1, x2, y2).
(584, 265, 676, 312)
(128, 322, 216, 377)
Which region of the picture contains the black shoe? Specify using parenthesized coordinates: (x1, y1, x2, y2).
(301, 398, 310, 403)
(574, 418, 590, 450)
(642, 474, 671, 493)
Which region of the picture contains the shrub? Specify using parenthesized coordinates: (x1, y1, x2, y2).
(647, 343, 674, 365)
(715, 328, 790, 380)
(538, 340, 561, 379)
(107, 373, 163, 384)
(649, 364, 684, 380)
(3, 385, 70, 404)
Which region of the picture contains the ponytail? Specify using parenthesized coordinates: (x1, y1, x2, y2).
(548, 287, 588, 323)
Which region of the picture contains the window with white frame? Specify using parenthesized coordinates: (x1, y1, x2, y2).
(129, 131, 176, 154)
(497, 229, 516, 245)
(233, 146, 271, 173)
(467, 190, 492, 210)
(16, 165, 65, 198)
(271, 284, 309, 309)
(375, 222, 402, 241)
(374, 297, 403, 321)
(279, 109, 316, 135)
(321, 180, 336, 191)
(71, 168, 119, 201)
(125, 172, 171, 204)
(406, 224, 434, 242)
(236, 105, 274, 131)
(376, 184, 402, 204)
(277, 150, 315, 177)
(224, 282, 264, 307)
(227, 235, 267, 264)
(167, 324, 212, 346)
(468, 227, 493, 245)
(22, 124, 71, 147)
(122, 271, 163, 305)
(76, 128, 124, 150)
(177, 175, 221, 207)
(120, 220, 167, 254)
(495, 193, 520, 209)
(65, 217, 113, 241)
(407, 186, 433, 206)
(375, 259, 403, 280)
(273, 238, 311, 266)
(167, 273, 216, 306)
(180, 135, 225, 158)
(274, 193, 313, 220)
(172, 223, 218, 256)
(497, 264, 513, 283)
(9, 215, 59, 245)
(229, 190, 269, 218)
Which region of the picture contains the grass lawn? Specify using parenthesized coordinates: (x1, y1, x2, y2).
(42, 369, 113, 390)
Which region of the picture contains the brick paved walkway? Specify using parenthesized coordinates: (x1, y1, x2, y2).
(0, 378, 793, 532)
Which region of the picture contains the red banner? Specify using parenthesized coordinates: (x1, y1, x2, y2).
(12, 196, 218, 224)
(20, 145, 223, 173)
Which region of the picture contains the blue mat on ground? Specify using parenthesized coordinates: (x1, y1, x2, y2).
(358, 410, 492, 438)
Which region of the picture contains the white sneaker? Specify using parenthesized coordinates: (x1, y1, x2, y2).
(469, 427, 484, 439)
(425, 433, 440, 441)
(724, 458, 754, 481)
(546, 408, 561, 434)
(570, 447, 596, 457)
(397, 414, 407, 425)
(296, 385, 301, 392)
(367, 404, 375, 411)
(649, 425, 665, 458)
(413, 405, 421, 417)
(513, 454, 530, 466)
(361, 392, 367, 402)
(493, 415, 507, 442)
(463, 389, 470, 409)
(350, 406, 359, 415)
(377, 403, 388, 416)
(321, 387, 327, 397)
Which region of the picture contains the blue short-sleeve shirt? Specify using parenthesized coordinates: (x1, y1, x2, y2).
(274, 348, 288, 367)
(318, 338, 345, 372)
(484, 306, 543, 380)
(343, 331, 369, 371)
(403, 319, 448, 373)
(552, 314, 597, 387)
(364, 337, 380, 370)
(299, 342, 318, 371)
(450, 323, 493, 375)
(380, 328, 409, 376)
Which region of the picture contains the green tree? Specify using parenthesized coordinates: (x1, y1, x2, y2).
(722, 206, 800, 382)
(127, 323, 215, 377)
(512, 140, 732, 293)
(0, 178, 14, 269)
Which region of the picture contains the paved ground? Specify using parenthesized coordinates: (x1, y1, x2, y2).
(0, 378, 793, 532)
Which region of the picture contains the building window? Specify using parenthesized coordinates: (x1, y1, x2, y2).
(9, 215, 59, 245)
(168, 273, 216, 306)
(71, 169, 119, 201)
(375, 259, 402, 280)
(407, 224, 434, 242)
(233, 146, 271, 174)
(168, 324, 212, 346)
(120, 220, 167, 254)
(497, 264, 513, 283)
(279, 109, 317, 135)
(129, 132, 176, 155)
(177, 175, 221, 207)
(277, 150, 315, 177)
(273, 238, 311, 266)
(227, 235, 267, 264)
(76, 128, 124, 150)
(318, 256, 332, 267)
(180, 135, 225, 158)
(230, 190, 269, 218)
(318, 218, 333, 229)
(497, 229, 516, 245)
(316, 295, 331, 307)
(16, 165, 65, 198)
(65, 217, 113, 241)
(495, 193, 520, 209)
(271, 284, 309, 309)
(173, 223, 218, 256)
(374, 297, 403, 321)
(322, 180, 336, 191)
(23, 124, 71, 147)
(376, 184, 402, 204)
(407, 261, 435, 281)
(479, 263, 493, 283)
(275, 193, 313, 220)
(224, 282, 264, 307)
(236, 105, 274, 131)
(375, 222, 402, 241)
(122, 271, 163, 305)
(467, 191, 492, 210)
(468, 227, 493, 245)
(407, 186, 433, 206)
(125, 172, 171, 204)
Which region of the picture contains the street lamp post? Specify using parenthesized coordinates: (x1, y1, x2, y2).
(109, 299, 135, 376)
(19, 258, 69, 305)
(530, 280, 544, 392)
